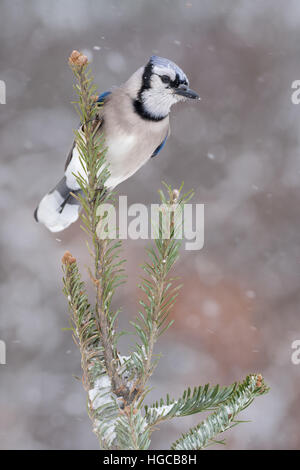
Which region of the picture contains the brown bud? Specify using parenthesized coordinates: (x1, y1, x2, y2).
(77, 54, 88, 66)
(256, 373, 263, 388)
(68, 50, 88, 67)
(69, 50, 81, 61)
(62, 251, 76, 265)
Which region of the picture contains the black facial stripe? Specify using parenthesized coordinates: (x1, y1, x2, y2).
(138, 61, 153, 99)
(170, 73, 188, 88)
(172, 73, 180, 88)
(153, 72, 189, 88)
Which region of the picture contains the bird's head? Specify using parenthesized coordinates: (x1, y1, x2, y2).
(129, 56, 199, 121)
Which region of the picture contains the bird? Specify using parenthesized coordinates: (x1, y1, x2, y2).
(34, 55, 199, 232)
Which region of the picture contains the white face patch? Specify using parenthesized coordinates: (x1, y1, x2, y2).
(141, 72, 184, 119)
(141, 87, 178, 119)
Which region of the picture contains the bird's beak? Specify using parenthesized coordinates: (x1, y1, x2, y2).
(174, 85, 200, 100)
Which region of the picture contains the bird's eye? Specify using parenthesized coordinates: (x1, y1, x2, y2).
(160, 75, 171, 84)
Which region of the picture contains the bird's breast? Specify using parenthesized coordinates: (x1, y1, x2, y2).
(103, 125, 166, 189)
(101, 95, 169, 189)
(106, 133, 137, 156)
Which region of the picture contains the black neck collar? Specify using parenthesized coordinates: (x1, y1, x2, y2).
(133, 99, 167, 122)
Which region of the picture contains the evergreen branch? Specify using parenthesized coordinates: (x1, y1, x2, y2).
(88, 372, 120, 449)
(62, 252, 94, 387)
(62, 252, 119, 449)
(171, 374, 269, 450)
(144, 382, 237, 427)
(68, 51, 128, 400)
(131, 184, 194, 400)
(62, 51, 130, 448)
(115, 408, 151, 450)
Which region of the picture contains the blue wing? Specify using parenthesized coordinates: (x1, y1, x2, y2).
(97, 91, 112, 105)
(151, 132, 168, 158)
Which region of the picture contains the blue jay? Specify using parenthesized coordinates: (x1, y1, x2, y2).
(34, 56, 199, 232)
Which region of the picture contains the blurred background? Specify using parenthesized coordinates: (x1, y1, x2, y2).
(1, 0, 300, 450)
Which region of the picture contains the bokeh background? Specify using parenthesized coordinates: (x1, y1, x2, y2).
(1, 0, 300, 450)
